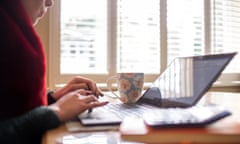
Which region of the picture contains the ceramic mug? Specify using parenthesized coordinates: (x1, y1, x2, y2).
(106, 72, 144, 103)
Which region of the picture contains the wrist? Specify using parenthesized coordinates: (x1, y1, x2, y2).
(48, 105, 64, 122)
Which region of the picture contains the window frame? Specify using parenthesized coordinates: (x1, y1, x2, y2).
(48, 0, 240, 89)
(49, 0, 161, 89)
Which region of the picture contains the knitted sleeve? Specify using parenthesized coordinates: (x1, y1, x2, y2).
(0, 107, 61, 144)
(47, 90, 57, 105)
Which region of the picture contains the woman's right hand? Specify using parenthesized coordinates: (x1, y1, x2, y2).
(48, 89, 108, 122)
(52, 76, 104, 101)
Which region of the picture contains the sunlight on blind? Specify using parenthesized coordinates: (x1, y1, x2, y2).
(117, 0, 160, 74)
(60, 0, 107, 74)
(58, 0, 240, 76)
(167, 0, 204, 63)
(211, 0, 240, 73)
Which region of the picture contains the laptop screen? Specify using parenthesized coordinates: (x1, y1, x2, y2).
(150, 52, 237, 106)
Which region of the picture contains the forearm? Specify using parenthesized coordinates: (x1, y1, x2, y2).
(0, 106, 61, 144)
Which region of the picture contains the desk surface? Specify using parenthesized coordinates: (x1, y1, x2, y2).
(42, 92, 240, 144)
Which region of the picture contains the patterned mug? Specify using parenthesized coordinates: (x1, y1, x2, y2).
(106, 73, 144, 103)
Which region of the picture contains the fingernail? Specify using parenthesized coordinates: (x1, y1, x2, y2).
(104, 101, 109, 104)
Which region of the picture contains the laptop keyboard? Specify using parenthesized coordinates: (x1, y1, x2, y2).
(79, 103, 231, 127)
(101, 103, 231, 126)
(143, 104, 231, 127)
(101, 103, 154, 119)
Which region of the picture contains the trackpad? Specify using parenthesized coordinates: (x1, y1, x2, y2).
(78, 108, 122, 126)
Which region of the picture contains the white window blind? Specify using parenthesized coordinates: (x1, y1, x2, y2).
(167, 0, 204, 62)
(48, 0, 240, 89)
(117, 0, 160, 73)
(60, 0, 107, 74)
(211, 0, 240, 73)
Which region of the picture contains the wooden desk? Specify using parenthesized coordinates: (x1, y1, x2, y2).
(42, 92, 240, 144)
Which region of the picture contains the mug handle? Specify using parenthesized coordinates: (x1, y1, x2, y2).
(106, 75, 121, 99)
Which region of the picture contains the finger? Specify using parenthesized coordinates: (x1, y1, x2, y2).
(88, 101, 109, 109)
(74, 83, 89, 90)
(66, 83, 89, 92)
(96, 87, 104, 96)
(70, 76, 103, 96)
(77, 89, 94, 96)
(80, 95, 98, 103)
(86, 83, 97, 92)
(87, 83, 104, 97)
(71, 82, 99, 96)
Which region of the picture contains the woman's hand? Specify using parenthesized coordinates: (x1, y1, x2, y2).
(48, 89, 108, 122)
(52, 76, 103, 100)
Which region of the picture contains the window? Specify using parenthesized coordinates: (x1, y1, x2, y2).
(117, 0, 160, 73)
(49, 0, 240, 89)
(60, 0, 108, 74)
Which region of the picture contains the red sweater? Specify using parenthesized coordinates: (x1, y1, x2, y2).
(0, 0, 47, 120)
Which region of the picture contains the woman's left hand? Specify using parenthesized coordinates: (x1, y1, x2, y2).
(48, 89, 108, 122)
(51, 76, 104, 100)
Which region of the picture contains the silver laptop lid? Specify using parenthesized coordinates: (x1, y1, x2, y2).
(139, 52, 237, 107)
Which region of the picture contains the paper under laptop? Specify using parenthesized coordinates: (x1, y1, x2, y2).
(78, 52, 237, 126)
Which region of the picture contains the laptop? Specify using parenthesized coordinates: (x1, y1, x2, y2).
(78, 52, 237, 126)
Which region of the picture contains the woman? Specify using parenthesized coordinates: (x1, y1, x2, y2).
(0, 0, 108, 143)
